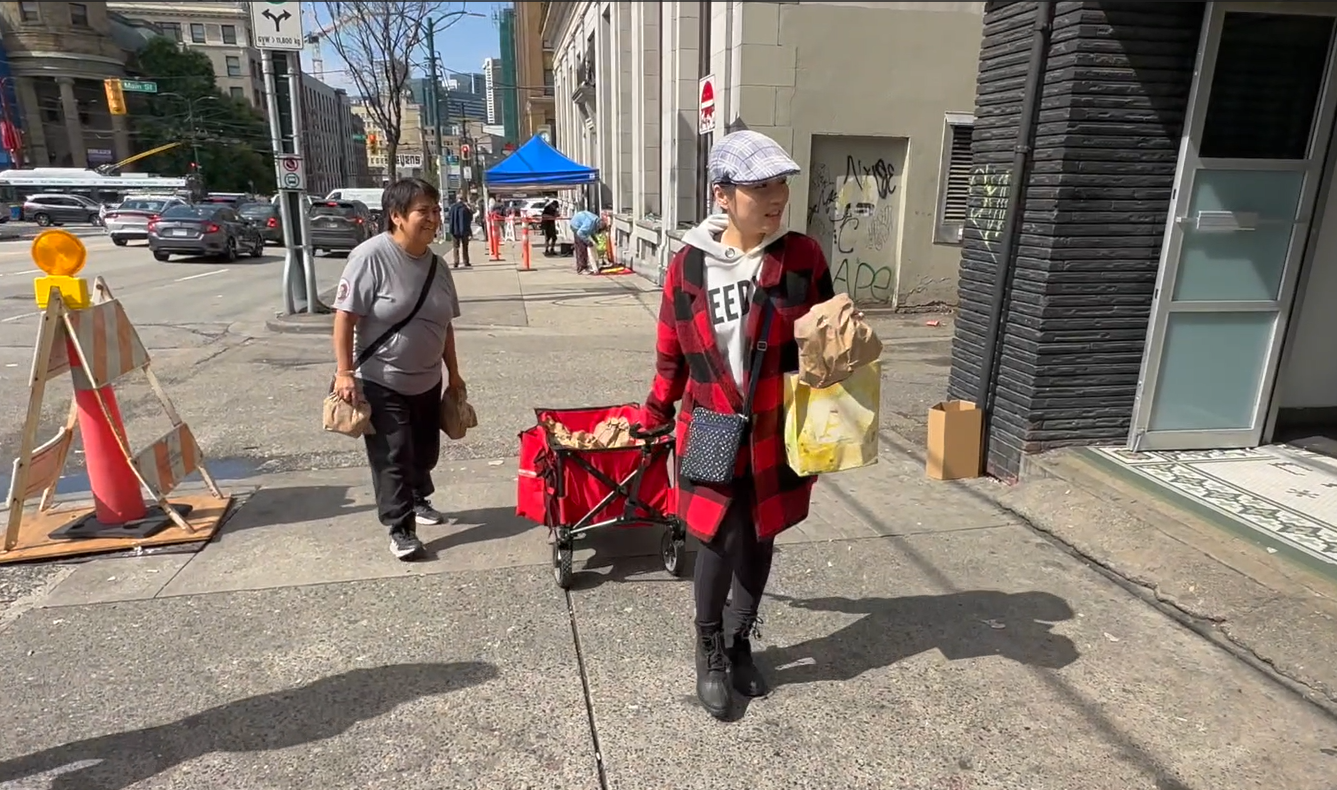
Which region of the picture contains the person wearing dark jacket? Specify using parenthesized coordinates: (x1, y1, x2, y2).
(641, 130, 835, 720)
(447, 195, 473, 269)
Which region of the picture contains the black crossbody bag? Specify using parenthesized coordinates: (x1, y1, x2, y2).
(330, 254, 438, 389)
(678, 294, 775, 485)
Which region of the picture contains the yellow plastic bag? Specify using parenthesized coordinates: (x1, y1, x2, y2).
(783, 360, 880, 475)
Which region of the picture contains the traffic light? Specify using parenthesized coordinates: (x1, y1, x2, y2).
(367, 132, 379, 154)
(460, 144, 470, 160)
(104, 79, 126, 116)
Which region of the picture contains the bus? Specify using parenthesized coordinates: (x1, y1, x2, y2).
(0, 168, 191, 207)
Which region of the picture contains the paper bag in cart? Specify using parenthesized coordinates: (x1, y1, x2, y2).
(793, 293, 884, 389)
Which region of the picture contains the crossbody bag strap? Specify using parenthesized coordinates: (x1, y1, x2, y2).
(353, 254, 438, 370)
(741, 294, 775, 416)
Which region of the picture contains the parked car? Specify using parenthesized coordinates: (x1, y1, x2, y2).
(104, 196, 184, 246)
(23, 194, 102, 227)
(308, 199, 372, 254)
(148, 204, 264, 261)
(239, 202, 282, 245)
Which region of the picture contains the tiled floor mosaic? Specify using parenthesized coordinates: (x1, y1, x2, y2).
(1089, 445, 1337, 569)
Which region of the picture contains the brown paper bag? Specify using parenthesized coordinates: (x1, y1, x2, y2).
(794, 293, 884, 388)
(441, 384, 479, 440)
(592, 416, 632, 448)
(323, 393, 374, 438)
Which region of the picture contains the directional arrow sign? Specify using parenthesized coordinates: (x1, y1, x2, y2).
(250, 0, 304, 51)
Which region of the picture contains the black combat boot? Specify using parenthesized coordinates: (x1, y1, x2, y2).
(695, 625, 731, 719)
(727, 615, 769, 697)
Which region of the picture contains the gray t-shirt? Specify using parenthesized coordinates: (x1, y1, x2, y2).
(333, 233, 461, 396)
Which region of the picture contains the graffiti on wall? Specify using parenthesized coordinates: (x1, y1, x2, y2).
(806, 137, 907, 304)
(968, 165, 1010, 246)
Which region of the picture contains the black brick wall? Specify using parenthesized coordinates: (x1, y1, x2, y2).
(948, 0, 1204, 480)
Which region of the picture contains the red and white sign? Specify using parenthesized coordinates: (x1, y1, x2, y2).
(699, 75, 716, 135)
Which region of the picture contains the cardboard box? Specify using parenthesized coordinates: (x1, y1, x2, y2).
(927, 400, 983, 480)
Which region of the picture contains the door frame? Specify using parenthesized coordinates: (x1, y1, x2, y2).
(1130, 1, 1337, 451)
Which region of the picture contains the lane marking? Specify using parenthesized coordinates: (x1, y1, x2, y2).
(173, 268, 230, 283)
(0, 268, 39, 278)
(1, 310, 37, 324)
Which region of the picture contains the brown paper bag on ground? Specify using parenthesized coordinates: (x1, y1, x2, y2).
(794, 293, 884, 388)
(323, 393, 374, 438)
(441, 384, 479, 440)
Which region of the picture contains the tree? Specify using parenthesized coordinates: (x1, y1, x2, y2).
(323, 1, 455, 181)
(123, 37, 275, 193)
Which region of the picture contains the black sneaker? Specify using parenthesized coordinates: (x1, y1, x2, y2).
(727, 616, 769, 698)
(414, 499, 445, 525)
(389, 528, 424, 560)
(695, 625, 731, 720)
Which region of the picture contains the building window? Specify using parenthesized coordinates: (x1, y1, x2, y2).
(161, 21, 182, 41)
(226, 56, 241, 77)
(254, 89, 263, 106)
(19, 2, 39, 22)
(190, 23, 205, 43)
(230, 86, 245, 101)
(222, 24, 237, 45)
(543, 67, 554, 97)
(935, 114, 975, 245)
(69, 3, 89, 27)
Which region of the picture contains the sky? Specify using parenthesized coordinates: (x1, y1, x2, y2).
(303, 1, 507, 93)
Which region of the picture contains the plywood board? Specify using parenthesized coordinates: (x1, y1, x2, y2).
(0, 493, 234, 564)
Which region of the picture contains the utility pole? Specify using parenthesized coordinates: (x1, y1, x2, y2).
(426, 17, 447, 205)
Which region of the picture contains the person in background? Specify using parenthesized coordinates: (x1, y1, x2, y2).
(541, 199, 560, 256)
(331, 178, 466, 561)
(569, 208, 601, 275)
(448, 194, 473, 269)
(640, 130, 835, 720)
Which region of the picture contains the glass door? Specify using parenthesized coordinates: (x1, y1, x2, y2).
(1131, 4, 1337, 451)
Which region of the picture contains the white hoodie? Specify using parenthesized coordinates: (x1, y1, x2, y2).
(681, 214, 788, 390)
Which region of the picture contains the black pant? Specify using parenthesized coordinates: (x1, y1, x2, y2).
(361, 378, 441, 533)
(693, 480, 776, 630)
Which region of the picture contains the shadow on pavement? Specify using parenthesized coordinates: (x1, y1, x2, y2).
(759, 590, 1079, 687)
(425, 506, 534, 557)
(225, 485, 376, 533)
(0, 662, 498, 790)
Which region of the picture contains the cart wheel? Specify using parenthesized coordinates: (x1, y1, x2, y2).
(661, 527, 688, 577)
(553, 540, 574, 589)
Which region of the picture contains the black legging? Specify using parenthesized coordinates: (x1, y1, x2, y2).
(693, 480, 776, 629)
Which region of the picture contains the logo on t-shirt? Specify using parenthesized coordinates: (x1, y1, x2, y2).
(707, 279, 753, 327)
(336, 278, 350, 304)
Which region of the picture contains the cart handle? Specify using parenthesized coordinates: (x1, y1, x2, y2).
(629, 422, 673, 441)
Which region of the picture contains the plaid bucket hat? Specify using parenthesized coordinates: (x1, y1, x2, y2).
(708, 130, 801, 186)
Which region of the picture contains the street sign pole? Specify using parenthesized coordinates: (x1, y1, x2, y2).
(253, 0, 319, 315)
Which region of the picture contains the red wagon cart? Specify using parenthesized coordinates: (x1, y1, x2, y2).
(517, 404, 687, 589)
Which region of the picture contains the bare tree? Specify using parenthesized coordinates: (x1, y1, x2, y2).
(323, 1, 457, 181)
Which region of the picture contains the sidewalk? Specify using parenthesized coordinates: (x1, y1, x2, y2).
(6, 245, 1337, 786)
(265, 239, 659, 336)
(4, 441, 1337, 787)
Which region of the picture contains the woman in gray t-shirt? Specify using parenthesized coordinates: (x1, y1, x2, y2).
(331, 178, 464, 560)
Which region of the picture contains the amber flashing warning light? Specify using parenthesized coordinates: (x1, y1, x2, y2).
(32, 229, 91, 310)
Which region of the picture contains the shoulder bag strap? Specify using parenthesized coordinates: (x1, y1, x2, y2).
(741, 292, 775, 416)
(353, 254, 438, 370)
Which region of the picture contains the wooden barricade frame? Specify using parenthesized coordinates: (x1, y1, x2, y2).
(2, 277, 233, 563)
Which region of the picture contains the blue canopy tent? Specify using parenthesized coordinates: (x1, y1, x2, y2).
(485, 135, 598, 188)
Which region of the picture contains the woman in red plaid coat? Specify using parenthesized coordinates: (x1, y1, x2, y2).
(641, 130, 835, 720)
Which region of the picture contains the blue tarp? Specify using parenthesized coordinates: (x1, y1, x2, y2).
(485, 135, 598, 188)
